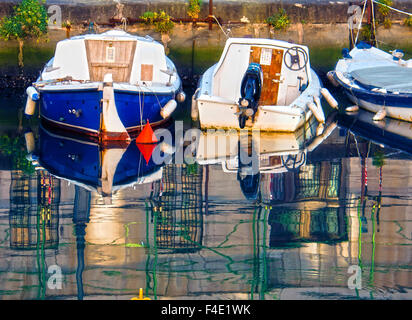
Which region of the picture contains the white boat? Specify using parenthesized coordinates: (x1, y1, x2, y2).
(192, 38, 333, 132)
(330, 42, 412, 122)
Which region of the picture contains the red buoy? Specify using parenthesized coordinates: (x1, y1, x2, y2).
(136, 120, 158, 164)
(136, 120, 158, 144)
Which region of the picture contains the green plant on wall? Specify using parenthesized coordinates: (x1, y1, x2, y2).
(404, 16, 412, 28)
(140, 10, 174, 34)
(0, 0, 48, 67)
(265, 9, 290, 31)
(187, 0, 202, 20)
(360, 23, 372, 41)
(377, 0, 393, 29)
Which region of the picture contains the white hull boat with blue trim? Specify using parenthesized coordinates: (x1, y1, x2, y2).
(192, 38, 331, 132)
(25, 30, 185, 142)
(330, 42, 412, 122)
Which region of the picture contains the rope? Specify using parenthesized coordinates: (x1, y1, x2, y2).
(208, 15, 230, 38)
(371, 0, 378, 48)
(355, 0, 368, 46)
(373, 0, 412, 16)
(121, 17, 127, 31)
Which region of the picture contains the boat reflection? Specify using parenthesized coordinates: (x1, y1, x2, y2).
(31, 126, 168, 204)
(195, 113, 338, 199)
(337, 108, 412, 155)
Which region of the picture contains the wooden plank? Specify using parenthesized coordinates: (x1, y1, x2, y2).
(141, 64, 153, 82)
(85, 40, 137, 82)
(90, 63, 129, 68)
(249, 46, 283, 106)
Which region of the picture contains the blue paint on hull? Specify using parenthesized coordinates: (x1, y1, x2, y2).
(115, 90, 174, 129)
(40, 90, 102, 132)
(40, 88, 176, 134)
(334, 74, 412, 109)
(37, 127, 162, 188)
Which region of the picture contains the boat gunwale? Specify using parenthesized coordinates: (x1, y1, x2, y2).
(333, 70, 412, 102)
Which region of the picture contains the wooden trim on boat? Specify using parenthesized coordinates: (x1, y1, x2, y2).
(40, 115, 173, 142)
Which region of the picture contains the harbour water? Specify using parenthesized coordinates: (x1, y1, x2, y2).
(0, 34, 411, 300)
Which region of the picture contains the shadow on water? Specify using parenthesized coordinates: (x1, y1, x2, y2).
(0, 37, 412, 300)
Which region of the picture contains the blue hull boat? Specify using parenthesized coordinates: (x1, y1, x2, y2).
(329, 42, 412, 122)
(25, 30, 185, 142)
(40, 89, 174, 135)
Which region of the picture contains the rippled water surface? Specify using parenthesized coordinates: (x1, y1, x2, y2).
(0, 38, 411, 300)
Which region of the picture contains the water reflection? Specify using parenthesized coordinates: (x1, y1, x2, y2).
(33, 126, 168, 204)
(0, 109, 411, 300)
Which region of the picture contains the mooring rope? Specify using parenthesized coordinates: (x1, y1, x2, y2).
(208, 15, 230, 38)
(355, 0, 368, 46)
(372, 0, 412, 16)
(371, 0, 378, 48)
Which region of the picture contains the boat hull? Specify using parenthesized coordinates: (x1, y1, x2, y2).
(195, 68, 322, 132)
(341, 85, 412, 122)
(39, 88, 176, 139)
(332, 44, 412, 122)
(195, 98, 313, 132)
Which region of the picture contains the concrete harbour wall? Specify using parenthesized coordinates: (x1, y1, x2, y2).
(0, 0, 412, 25)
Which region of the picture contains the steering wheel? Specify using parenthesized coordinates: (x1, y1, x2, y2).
(281, 152, 306, 172)
(284, 46, 308, 71)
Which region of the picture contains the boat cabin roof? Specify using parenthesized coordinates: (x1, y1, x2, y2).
(41, 30, 170, 85)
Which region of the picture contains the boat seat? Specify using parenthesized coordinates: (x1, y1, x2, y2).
(350, 65, 412, 93)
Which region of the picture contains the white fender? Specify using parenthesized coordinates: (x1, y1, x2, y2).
(307, 101, 325, 124)
(24, 131, 35, 154)
(24, 96, 37, 116)
(313, 96, 326, 123)
(316, 123, 325, 136)
(345, 105, 359, 112)
(320, 88, 338, 109)
(26, 86, 39, 101)
(327, 71, 339, 87)
(191, 88, 200, 121)
(373, 108, 387, 121)
(160, 99, 177, 119)
(307, 122, 337, 152)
